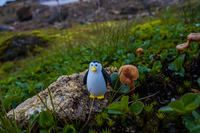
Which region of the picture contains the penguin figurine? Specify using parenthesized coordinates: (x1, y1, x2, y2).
(83, 60, 113, 99)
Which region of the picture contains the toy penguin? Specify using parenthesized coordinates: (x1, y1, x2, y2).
(83, 60, 113, 99)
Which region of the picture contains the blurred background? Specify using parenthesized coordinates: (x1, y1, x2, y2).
(0, 0, 198, 31)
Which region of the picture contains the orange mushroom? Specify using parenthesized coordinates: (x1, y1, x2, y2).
(136, 48, 144, 57)
(118, 65, 139, 94)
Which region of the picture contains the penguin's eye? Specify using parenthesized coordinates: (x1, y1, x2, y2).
(91, 64, 93, 66)
(95, 64, 97, 67)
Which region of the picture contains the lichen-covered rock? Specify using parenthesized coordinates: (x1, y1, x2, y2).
(7, 67, 117, 128)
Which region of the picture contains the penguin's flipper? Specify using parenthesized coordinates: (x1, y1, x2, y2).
(83, 70, 89, 85)
(102, 68, 113, 87)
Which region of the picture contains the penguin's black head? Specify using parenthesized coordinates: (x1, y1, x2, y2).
(89, 60, 102, 72)
(91, 60, 99, 63)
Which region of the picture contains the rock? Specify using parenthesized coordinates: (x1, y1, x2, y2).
(96, 0, 104, 7)
(109, 10, 120, 15)
(80, 20, 91, 25)
(120, 6, 138, 15)
(7, 67, 118, 128)
(0, 35, 47, 62)
(0, 25, 14, 32)
(127, 15, 133, 20)
(48, 10, 68, 24)
(16, 6, 33, 22)
(53, 21, 72, 29)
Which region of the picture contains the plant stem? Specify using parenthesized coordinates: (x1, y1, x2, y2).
(128, 91, 159, 104)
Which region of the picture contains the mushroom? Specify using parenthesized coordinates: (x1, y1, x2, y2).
(176, 33, 200, 51)
(136, 48, 144, 57)
(176, 40, 190, 51)
(118, 65, 139, 94)
(187, 33, 200, 43)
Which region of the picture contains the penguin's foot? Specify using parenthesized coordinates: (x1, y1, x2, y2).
(90, 94, 97, 99)
(97, 95, 104, 99)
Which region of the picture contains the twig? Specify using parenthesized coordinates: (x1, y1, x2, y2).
(110, 81, 128, 103)
(29, 121, 37, 133)
(81, 97, 95, 130)
(114, 85, 138, 102)
(128, 91, 160, 104)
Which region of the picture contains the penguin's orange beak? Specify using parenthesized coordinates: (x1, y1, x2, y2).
(91, 67, 97, 72)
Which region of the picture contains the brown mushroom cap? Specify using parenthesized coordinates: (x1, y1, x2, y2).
(187, 33, 200, 42)
(118, 65, 139, 87)
(176, 40, 190, 51)
(136, 48, 144, 52)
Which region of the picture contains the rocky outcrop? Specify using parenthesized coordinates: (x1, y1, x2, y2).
(0, 34, 48, 62)
(16, 6, 33, 22)
(7, 67, 117, 128)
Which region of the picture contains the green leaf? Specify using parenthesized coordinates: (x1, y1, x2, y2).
(191, 125, 200, 133)
(179, 67, 185, 77)
(3, 95, 15, 110)
(63, 125, 75, 133)
(39, 111, 54, 128)
(185, 121, 196, 131)
(101, 55, 107, 61)
(185, 103, 199, 113)
(119, 85, 130, 93)
(107, 102, 122, 112)
(152, 61, 162, 70)
(158, 106, 174, 113)
(125, 59, 130, 65)
(192, 110, 200, 119)
(108, 110, 122, 114)
(138, 65, 148, 74)
(168, 63, 178, 72)
(197, 78, 200, 86)
(15, 82, 28, 89)
(121, 96, 129, 114)
(110, 72, 121, 88)
(117, 50, 123, 56)
(129, 101, 144, 115)
(174, 54, 185, 70)
(181, 93, 200, 106)
(40, 130, 48, 133)
(127, 54, 135, 60)
(168, 100, 185, 114)
(110, 72, 118, 82)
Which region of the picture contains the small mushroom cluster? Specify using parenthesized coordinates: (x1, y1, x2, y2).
(118, 65, 139, 94)
(176, 33, 200, 51)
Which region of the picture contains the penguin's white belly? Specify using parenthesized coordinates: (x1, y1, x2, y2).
(87, 72, 107, 96)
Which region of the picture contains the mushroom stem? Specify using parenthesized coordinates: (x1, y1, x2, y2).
(128, 82, 135, 94)
(137, 52, 141, 57)
(136, 48, 144, 57)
